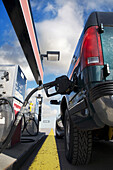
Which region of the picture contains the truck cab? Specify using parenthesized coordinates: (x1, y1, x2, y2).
(59, 12, 113, 165)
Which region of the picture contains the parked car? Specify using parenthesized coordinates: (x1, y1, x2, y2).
(57, 11, 113, 165)
(55, 114, 64, 138)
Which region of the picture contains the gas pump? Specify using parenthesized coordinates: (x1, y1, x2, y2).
(22, 96, 43, 136)
(0, 65, 27, 148)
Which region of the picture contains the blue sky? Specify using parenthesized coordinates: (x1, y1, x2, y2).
(0, 0, 113, 128)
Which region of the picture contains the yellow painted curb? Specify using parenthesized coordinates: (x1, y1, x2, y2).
(29, 129, 60, 170)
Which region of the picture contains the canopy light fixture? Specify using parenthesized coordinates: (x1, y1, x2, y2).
(41, 51, 60, 61)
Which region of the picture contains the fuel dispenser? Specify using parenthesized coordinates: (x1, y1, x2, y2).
(22, 96, 43, 136)
(0, 65, 27, 147)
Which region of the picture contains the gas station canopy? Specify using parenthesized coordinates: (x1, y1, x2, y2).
(2, 0, 43, 84)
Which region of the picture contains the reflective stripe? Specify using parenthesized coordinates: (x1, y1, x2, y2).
(19, 0, 43, 81)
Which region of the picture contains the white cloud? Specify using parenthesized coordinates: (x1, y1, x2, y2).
(44, 2, 56, 15)
(0, 40, 34, 81)
(35, 0, 113, 78)
(82, 0, 113, 11)
(36, 1, 84, 76)
(42, 103, 58, 117)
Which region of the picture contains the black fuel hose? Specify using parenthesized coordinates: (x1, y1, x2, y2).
(0, 85, 43, 153)
(23, 85, 43, 107)
(0, 97, 15, 114)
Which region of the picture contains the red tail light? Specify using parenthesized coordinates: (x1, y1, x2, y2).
(81, 26, 103, 71)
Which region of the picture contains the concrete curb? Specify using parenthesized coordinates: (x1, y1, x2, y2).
(1, 133, 45, 170)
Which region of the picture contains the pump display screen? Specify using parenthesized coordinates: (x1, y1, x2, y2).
(15, 66, 26, 102)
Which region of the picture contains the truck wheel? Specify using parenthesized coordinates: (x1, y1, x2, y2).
(64, 109, 92, 165)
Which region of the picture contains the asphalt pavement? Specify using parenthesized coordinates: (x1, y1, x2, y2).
(21, 128, 113, 170)
(56, 137, 113, 170)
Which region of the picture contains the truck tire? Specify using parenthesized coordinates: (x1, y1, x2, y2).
(64, 109, 92, 165)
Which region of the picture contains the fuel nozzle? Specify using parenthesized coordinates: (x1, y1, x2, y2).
(43, 75, 74, 97)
